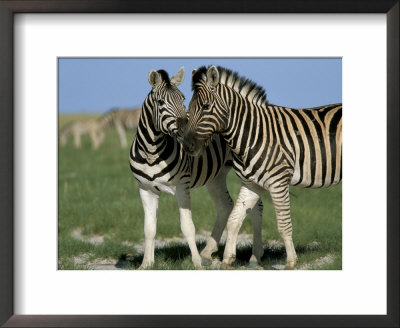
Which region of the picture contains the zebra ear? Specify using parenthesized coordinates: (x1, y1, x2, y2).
(148, 70, 161, 88)
(192, 68, 198, 77)
(170, 67, 185, 86)
(206, 65, 219, 88)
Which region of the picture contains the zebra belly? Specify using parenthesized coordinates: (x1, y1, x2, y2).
(130, 159, 184, 195)
(134, 171, 177, 195)
(290, 163, 342, 188)
(188, 137, 231, 189)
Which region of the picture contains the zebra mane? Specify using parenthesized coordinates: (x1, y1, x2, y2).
(157, 69, 172, 87)
(192, 65, 269, 106)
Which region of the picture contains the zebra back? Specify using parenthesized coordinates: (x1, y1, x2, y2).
(184, 65, 342, 189)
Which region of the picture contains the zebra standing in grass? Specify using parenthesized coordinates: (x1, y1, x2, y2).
(99, 107, 141, 148)
(60, 118, 105, 149)
(129, 67, 264, 269)
(60, 108, 140, 150)
(183, 65, 342, 269)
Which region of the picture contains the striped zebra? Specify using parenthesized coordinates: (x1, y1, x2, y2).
(60, 108, 140, 150)
(60, 118, 105, 149)
(99, 107, 141, 148)
(183, 65, 342, 269)
(129, 67, 264, 269)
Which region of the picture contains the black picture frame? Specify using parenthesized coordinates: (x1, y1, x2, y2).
(0, 1, 398, 327)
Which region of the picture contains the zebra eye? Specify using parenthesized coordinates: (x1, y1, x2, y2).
(157, 99, 165, 106)
(202, 103, 210, 110)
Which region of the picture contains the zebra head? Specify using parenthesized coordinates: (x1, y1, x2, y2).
(183, 65, 229, 156)
(147, 67, 187, 138)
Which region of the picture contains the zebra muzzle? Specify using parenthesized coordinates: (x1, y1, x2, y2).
(176, 117, 188, 131)
(182, 130, 202, 156)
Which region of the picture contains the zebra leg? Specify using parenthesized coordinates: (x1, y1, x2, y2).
(97, 130, 105, 147)
(222, 184, 262, 269)
(90, 131, 100, 149)
(176, 184, 202, 269)
(115, 120, 127, 148)
(269, 184, 297, 269)
(73, 131, 81, 148)
(138, 187, 159, 269)
(248, 200, 264, 267)
(201, 168, 233, 265)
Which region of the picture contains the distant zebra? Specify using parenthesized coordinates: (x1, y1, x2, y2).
(183, 65, 342, 269)
(60, 108, 140, 150)
(59, 118, 104, 149)
(129, 67, 264, 269)
(99, 107, 141, 148)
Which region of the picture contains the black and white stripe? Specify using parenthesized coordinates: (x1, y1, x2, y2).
(129, 67, 264, 269)
(183, 65, 342, 269)
(129, 70, 231, 191)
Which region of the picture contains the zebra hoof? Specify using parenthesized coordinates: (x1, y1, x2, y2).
(247, 260, 262, 269)
(193, 258, 203, 270)
(284, 261, 297, 270)
(138, 264, 149, 270)
(201, 257, 213, 266)
(220, 263, 234, 270)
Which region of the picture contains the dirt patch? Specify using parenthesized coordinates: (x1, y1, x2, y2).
(297, 254, 335, 270)
(71, 228, 104, 245)
(87, 258, 121, 270)
(73, 253, 93, 266)
(69, 229, 325, 270)
(271, 254, 335, 270)
(306, 240, 319, 251)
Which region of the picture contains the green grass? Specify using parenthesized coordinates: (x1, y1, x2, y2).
(58, 114, 342, 270)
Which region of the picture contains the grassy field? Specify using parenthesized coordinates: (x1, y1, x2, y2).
(58, 114, 342, 270)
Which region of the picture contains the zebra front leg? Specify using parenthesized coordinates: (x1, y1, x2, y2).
(73, 131, 81, 148)
(176, 184, 202, 269)
(115, 120, 128, 148)
(270, 183, 297, 269)
(222, 184, 262, 269)
(201, 168, 233, 265)
(138, 187, 159, 269)
(98, 130, 105, 147)
(248, 200, 264, 267)
(90, 131, 101, 150)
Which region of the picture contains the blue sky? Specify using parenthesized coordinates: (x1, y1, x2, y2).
(58, 58, 341, 113)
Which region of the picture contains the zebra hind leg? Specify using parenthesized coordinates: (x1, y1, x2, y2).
(221, 184, 262, 269)
(248, 199, 264, 268)
(269, 183, 298, 270)
(201, 168, 233, 265)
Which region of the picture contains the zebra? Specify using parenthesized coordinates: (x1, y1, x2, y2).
(129, 67, 264, 269)
(182, 65, 342, 269)
(60, 118, 105, 149)
(60, 108, 141, 150)
(99, 107, 141, 148)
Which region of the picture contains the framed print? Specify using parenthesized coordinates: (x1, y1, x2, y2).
(0, 1, 398, 327)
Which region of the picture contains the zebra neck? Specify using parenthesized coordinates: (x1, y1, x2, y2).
(98, 110, 113, 130)
(220, 91, 257, 159)
(140, 98, 164, 139)
(133, 98, 170, 161)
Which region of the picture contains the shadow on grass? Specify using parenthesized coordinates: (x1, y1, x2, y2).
(115, 241, 314, 270)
